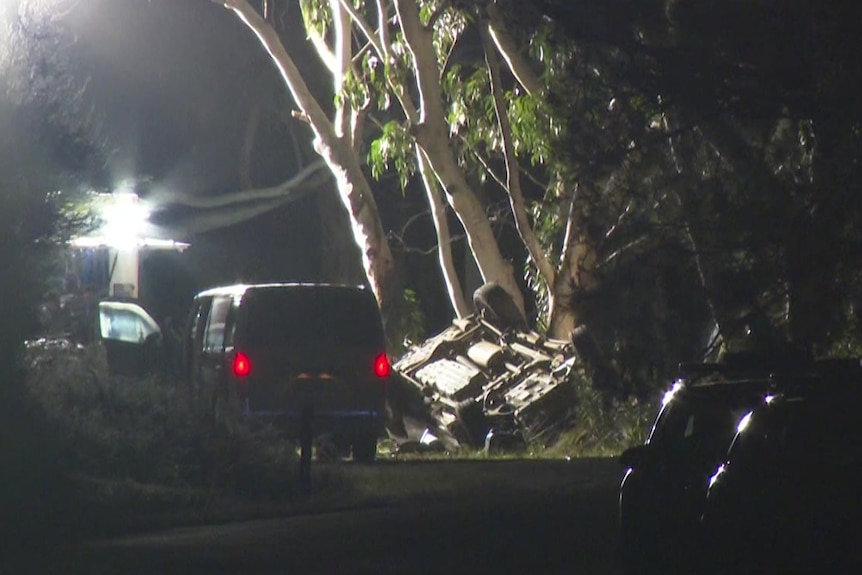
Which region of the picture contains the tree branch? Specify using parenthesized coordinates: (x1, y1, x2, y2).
(483, 1, 542, 95)
(173, 195, 307, 237)
(334, 0, 420, 123)
(329, 0, 353, 139)
(375, 0, 391, 54)
(335, 0, 385, 57)
(306, 25, 337, 74)
(157, 160, 330, 209)
(215, 0, 338, 144)
(416, 144, 470, 317)
(481, 19, 556, 288)
(559, 182, 578, 268)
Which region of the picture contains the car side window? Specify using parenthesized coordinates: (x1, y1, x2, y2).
(188, 301, 204, 344)
(203, 296, 232, 353)
(99, 302, 160, 344)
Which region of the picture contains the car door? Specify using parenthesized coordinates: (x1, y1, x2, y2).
(184, 296, 211, 389)
(97, 299, 163, 377)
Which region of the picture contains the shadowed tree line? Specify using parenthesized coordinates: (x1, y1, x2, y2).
(525, 0, 862, 392)
(3, 0, 862, 399)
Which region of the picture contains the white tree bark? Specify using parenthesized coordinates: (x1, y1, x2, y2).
(548, 187, 600, 339)
(393, 0, 525, 314)
(416, 144, 470, 318)
(481, 22, 556, 294)
(483, 1, 542, 96)
(212, 0, 402, 332)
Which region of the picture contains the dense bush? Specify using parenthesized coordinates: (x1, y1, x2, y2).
(545, 369, 657, 458)
(23, 343, 302, 502)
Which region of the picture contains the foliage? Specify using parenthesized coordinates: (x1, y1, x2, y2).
(544, 368, 655, 458)
(11, 0, 862, 407)
(368, 121, 415, 191)
(0, 85, 69, 545)
(388, 287, 427, 355)
(23, 345, 302, 501)
(1, 0, 107, 175)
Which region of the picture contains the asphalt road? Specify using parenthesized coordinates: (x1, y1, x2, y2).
(39, 458, 624, 575)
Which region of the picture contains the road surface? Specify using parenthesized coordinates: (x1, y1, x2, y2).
(32, 458, 624, 575)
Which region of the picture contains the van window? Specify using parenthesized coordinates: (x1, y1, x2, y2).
(238, 287, 383, 346)
(203, 296, 232, 352)
(223, 301, 238, 349)
(188, 300, 207, 344)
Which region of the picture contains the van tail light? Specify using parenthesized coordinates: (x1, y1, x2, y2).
(373, 353, 391, 378)
(233, 351, 252, 377)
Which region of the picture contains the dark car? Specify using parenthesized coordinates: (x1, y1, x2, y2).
(700, 359, 862, 574)
(618, 362, 773, 575)
(183, 283, 391, 461)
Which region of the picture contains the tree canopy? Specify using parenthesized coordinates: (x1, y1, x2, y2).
(5, 0, 862, 397)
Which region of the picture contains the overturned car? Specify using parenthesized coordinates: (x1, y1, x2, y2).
(391, 283, 579, 452)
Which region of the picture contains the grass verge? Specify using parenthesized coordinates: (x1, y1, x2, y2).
(15, 342, 655, 542)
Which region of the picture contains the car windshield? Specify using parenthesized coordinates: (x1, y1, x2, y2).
(237, 287, 384, 346)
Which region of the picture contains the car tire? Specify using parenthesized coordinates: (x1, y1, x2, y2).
(472, 282, 527, 331)
(352, 433, 378, 463)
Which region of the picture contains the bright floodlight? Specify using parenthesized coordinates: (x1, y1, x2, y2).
(99, 192, 151, 249)
(69, 190, 188, 252)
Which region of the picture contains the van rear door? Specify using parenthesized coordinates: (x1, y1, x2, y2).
(233, 286, 387, 415)
(198, 295, 234, 395)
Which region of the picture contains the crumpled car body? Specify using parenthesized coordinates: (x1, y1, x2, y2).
(392, 295, 578, 452)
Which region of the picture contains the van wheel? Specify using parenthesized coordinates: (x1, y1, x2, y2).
(352, 433, 378, 463)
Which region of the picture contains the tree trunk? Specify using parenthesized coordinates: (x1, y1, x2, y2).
(216, 0, 405, 343)
(787, 113, 844, 350)
(548, 187, 622, 396)
(316, 180, 365, 285)
(482, 1, 542, 96)
(394, 0, 526, 316)
(315, 137, 405, 339)
(548, 233, 599, 339)
(481, 21, 556, 294)
(239, 102, 261, 189)
(416, 145, 470, 318)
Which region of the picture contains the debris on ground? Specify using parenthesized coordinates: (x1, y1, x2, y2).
(390, 283, 579, 454)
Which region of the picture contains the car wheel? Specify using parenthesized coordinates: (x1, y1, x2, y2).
(352, 433, 378, 463)
(472, 282, 527, 331)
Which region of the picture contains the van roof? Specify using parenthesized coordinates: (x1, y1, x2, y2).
(194, 282, 371, 299)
